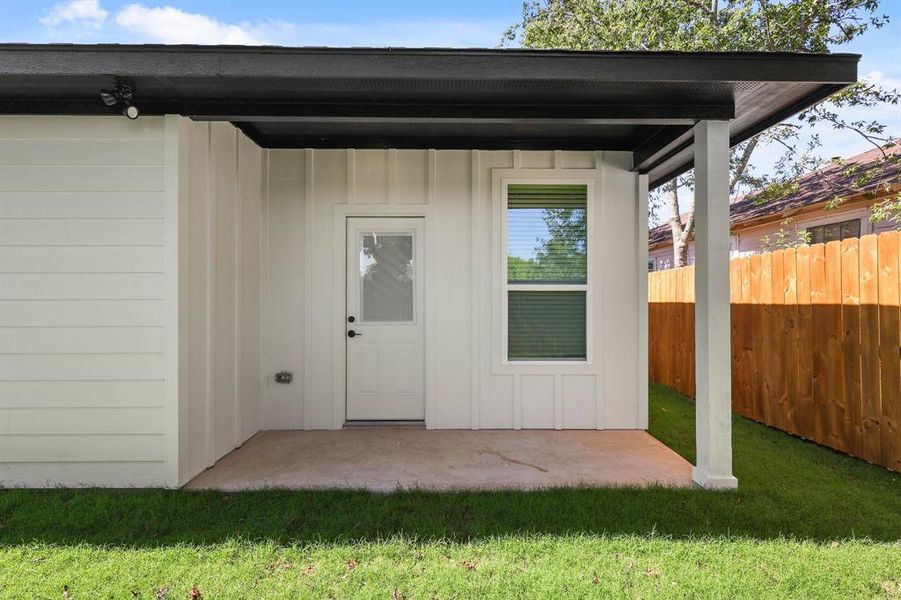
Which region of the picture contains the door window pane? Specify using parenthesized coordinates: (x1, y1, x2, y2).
(360, 232, 414, 322)
(508, 290, 586, 361)
(507, 184, 587, 284)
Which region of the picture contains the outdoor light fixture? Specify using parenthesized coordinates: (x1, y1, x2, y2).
(100, 82, 140, 120)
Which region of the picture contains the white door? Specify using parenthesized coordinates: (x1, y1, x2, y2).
(346, 217, 425, 421)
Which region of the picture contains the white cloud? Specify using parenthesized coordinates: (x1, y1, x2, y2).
(40, 0, 108, 29)
(115, 4, 268, 45)
(862, 69, 901, 92)
(35, 1, 507, 48)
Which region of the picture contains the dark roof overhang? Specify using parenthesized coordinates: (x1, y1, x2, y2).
(0, 44, 859, 188)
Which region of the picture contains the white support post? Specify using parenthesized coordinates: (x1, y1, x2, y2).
(637, 174, 649, 429)
(692, 120, 738, 490)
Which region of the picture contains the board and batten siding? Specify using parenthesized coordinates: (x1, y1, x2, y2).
(176, 119, 263, 482)
(0, 116, 262, 487)
(262, 149, 644, 430)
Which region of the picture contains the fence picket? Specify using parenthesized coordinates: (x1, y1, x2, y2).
(877, 231, 900, 472)
(648, 230, 900, 472)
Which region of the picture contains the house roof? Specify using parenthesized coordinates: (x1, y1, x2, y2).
(0, 44, 858, 188)
(648, 144, 901, 247)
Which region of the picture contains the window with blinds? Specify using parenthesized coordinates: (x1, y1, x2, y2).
(505, 183, 588, 361)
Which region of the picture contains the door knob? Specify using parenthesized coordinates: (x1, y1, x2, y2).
(347, 330, 362, 338)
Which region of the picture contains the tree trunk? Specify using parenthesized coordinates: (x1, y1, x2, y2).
(665, 179, 693, 268)
(673, 234, 690, 268)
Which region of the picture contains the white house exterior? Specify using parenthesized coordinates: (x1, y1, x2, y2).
(0, 45, 858, 489)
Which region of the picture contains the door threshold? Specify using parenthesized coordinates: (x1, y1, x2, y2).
(343, 420, 426, 429)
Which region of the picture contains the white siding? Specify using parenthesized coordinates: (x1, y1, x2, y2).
(176, 120, 262, 483)
(262, 149, 643, 430)
(0, 115, 171, 487)
(0, 116, 263, 488)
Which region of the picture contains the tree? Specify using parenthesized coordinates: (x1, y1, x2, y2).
(506, 0, 899, 266)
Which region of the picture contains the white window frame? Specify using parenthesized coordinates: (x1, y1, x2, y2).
(499, 176, 595, 366)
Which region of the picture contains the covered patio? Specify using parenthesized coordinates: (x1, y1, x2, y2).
(185, 429, 691, 491)
(0, 45, 858, 490)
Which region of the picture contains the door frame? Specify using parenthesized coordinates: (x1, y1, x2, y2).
(330, 203, 436, 429)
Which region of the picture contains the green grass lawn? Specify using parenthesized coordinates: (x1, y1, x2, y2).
(1, 384, 899, 598)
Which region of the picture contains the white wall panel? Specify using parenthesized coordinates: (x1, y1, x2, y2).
(0, 327, 164, 354)
(562, 375, 597, 429)
(262, 147, 642, 430)
(520, 374, 555, 428)
(0, 299, 164, 326)
(0, 219, 163, 245)
(600, 152, 641, 428)
(0, 115, 170, 486)
(0, 115, 264, 488)
(0, 381, 165, 409)
(177, 120, 264, 480)
(5, 407, 164, 435)
(0, 192, 164, 219)
(0, 245, 164, 273)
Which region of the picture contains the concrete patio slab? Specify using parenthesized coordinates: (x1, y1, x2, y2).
(185, 429, 693, 492)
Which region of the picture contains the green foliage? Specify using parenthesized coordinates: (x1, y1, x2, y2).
(507, 0, 898, 249)
(870, 192, 901, 223)
(760, 218, 812, 251)
(506, 0, 887, 54)
(507, 207, 587, 282)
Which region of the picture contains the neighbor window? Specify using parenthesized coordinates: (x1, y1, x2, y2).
(505, 183, 588, 361)
(806, 218, 860, 244)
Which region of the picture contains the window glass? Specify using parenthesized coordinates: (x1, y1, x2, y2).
(806, 218, 861, 245)
(507, 184, 587, 284)
(360, 232, 414, 322)
(505, 183, 588, 362)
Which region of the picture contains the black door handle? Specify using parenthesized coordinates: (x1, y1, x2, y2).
(347, 330, 362, 338)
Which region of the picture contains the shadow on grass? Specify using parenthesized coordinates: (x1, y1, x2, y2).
(1, 385, 899, 547)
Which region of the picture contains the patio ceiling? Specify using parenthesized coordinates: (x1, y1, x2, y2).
(0, 45, 858, 188)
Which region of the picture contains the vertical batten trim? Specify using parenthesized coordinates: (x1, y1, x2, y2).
(513, 373, 522, 429)
(303, 149, 315, 429)
(232, 128, 243, 448)
(427, 149, 437, 205)
(470, 149, 481, 429)
(637, 173, 650, 429)
(554, 374, 563, 430)
(554, 150, 562, 170)
(162, 115, 180, 487)
(424, 151, 437, 427)
(204, 122, 216, 467)
(259, 149, 270, 420)
(388, 148, 397, 204)
(512, 149, 522, 169)
(595, 150, 606, 429)
(346, 148, 356, 204)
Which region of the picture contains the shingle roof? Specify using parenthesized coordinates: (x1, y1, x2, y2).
(648, 143, 901, 247)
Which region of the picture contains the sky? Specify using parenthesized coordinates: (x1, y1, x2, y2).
(1, 0, 899, 226)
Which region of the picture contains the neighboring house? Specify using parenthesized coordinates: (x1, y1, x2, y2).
(0, 45, 858, 490)
(648, 145, 901, 271)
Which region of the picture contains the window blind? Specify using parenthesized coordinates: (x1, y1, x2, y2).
(505, 183, 589, 362)
(508, 291, 586, 360)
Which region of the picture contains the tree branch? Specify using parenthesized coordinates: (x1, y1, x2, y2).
(730, 135, 760, 195)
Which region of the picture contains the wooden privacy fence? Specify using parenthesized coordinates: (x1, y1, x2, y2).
(648, 230, 901, 473)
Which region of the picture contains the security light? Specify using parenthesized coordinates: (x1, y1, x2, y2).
(99, 82, 139, 120)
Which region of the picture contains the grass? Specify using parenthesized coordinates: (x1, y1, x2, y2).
(1, 384, 899, 598)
